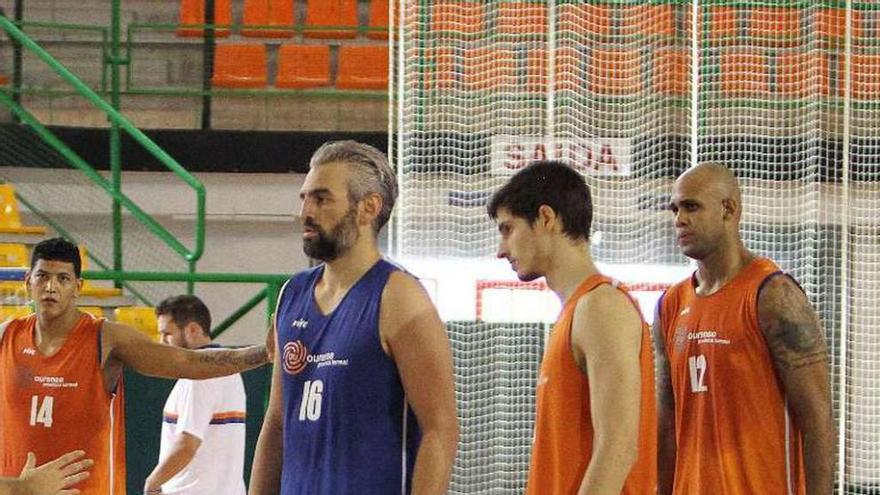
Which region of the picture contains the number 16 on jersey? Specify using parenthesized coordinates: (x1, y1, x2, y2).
(299, 380, 324, 421)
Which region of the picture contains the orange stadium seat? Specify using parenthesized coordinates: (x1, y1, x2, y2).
(242, 0, 295, 38)
(115, 306, 160, 342)
(461, 47, 519, 92)
(276, 44, 331, 89)
(0, 184, 48, 235)
(0, 74, 8, 86)
(304, 0, 358, 39)
(557, 3, 612, 37)
(588, 49, 643, 96)
(211, 44, 268, 89)
(817, 8, 864, 41)
(422, 47, 458, 90)
(775, 52, 830, 97)
(495, 3, 548, 37)
(525, 47, 583, 93)
(367, 0, 390, 40)
(336, 45, 389, 90)
(704, 6, 738, 41)
(176, 0, 231, 38)
(431, 1, 486, 35)
(77, 245, 123, 298)
(0, 306, 31, 321)
(621, 5, 676, 38)
(720, 50, 770, 95)
(747, 7, 801, 42)
(653, 49, 689, 96)
(0, 244, 28, 268)
(852, 54, 880, 100)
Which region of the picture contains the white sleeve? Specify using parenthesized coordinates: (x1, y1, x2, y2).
(173, 379, 219, 440)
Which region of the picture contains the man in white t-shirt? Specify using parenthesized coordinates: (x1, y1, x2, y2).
(144, 295, 247, 495)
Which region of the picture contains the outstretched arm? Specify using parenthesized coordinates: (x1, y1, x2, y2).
(570, 285, 643, 495)
(382, 272, 458, 495)
(757, 274, 835, 495)
(104, 321, 269, 379)
(652, 303, 676, 495)
(0, 451, 92, 495)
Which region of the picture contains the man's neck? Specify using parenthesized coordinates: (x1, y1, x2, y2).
(320, 241, 382, 294)
(694, 243, 755, 296)
(544, 241, 599, 304)
(35, 309, 81, 344)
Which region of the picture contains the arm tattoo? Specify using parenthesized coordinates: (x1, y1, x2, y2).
(759, 278, 828, 371)
(196, 346, 268, 368)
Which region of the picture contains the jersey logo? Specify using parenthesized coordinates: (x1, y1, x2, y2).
(291, 319, 309, 329)
(679, 307, 690, 316)
(283, 340, 309, 375)
(22, 347, 36, 356)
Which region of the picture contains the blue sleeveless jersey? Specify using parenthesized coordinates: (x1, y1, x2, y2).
(275, 259, 421, 494)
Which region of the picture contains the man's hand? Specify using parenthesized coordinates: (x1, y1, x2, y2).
(18, 451, 93, 495)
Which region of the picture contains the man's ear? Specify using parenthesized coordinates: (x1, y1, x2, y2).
(359, 192, 383, 227)
(536, 204, 558, 231)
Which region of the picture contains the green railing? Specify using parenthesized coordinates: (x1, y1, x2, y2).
(0, 15, 206, 293)
(86, 270, 288, 338)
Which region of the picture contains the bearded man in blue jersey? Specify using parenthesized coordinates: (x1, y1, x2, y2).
(249, 141, 458, 495)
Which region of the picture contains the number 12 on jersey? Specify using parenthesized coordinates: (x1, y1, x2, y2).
(299, 380, 324, 421)
(30, 395, 54, 427)
(688, 355, 708, 393)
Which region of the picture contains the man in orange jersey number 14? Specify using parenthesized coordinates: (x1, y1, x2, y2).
(487, 161, 657, 495)
(144, 295, 248, 495)
(654, 163, 835, 495)
(0, 237, 271, 495)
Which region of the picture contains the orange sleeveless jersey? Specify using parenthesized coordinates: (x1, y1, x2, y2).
(526, 275, 657, 495)
(659, 257, 805, 495)
(0, 313, 126, 495)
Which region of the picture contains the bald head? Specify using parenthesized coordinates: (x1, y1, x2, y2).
(675, 163, 742, 218)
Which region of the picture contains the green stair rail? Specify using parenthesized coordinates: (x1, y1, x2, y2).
(0, 15, 206, 291)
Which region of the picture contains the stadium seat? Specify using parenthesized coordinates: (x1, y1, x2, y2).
(747, 7, 801, 42)
(621, 5, 676, 38)
(817, 8, 864, 41)
(525, 47, 583, 93)
(77, 245, 123, 298)
(211, 44, 268, 89)
(557, 3, 612, 37)
(366, 0, 390, 40)
(852, 54, 880, 100)
(652, 49, 689, 96)
(304, 0, 358, 39)
(242, 0, 295, 38)
(495, 3, 548, 37)
(431, 1, 486, 36)
(423, 47, 458, 90)
(115, 306, 160, 342)
(275, 45, 331, 89)
(80, 306, 104, 318)
(775, 52, 830, 97)
(0, 244, 28, 268)
(720, 50, 770, 95)
(705, 6, 738, 41)
(588, 49, 643, 96)
(176, 0, 232, 38)
(336, 46, 389, 90)
(0, 184, 49, 235)
(0, 74, 8, 86)
(461, 47, 518, 92)
(0, 305, 31, 321)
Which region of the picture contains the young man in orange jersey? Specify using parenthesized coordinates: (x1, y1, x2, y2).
(0, 450, 91, 495)
(655, 163, 835, 495)
(0, 237, 271, 495)
(487, 161, 657, 495)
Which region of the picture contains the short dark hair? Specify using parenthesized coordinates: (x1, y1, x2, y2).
(155, 295, 212, 337)
(487, 161, 593, 242)
(31, 237, 82, 277)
